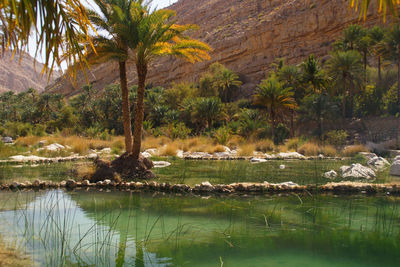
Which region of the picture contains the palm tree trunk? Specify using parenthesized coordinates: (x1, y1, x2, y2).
(132, 63, 148, 160)
(120, 61, 133, 153)
(398, 58, 400, 104)
(342, 93, 346, 118)
(378, 56, 382, 84)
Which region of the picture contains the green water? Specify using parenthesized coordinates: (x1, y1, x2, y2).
(0, 189, 399, 266)
(0, 158, 395, 185)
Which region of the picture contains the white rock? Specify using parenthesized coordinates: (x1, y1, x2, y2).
(44, 143, 65, 151)
(367, 156, 390, 170)
(390, 161, 400, 176)
(176, 150, 184, 158)
(223, 146, 231, 153)
(340, 163, 376, 180)
(87, 153, 98, 159)
(38, 140, 47, 147)
(279, 164, 286, 169)
(153, 161, 171, 168)
(394, 155, 400, 162)
(278, 181, 298, 186)
(9, 155, 46, 162)
(188, 152, 212, 158)
(141, 152, 152, 158)
(144, 148, 159, 156)
(324, 170, 338, 179)
(101, 148, 111, 153)
(250, 157, 267, 163)
(277, 152, 305, 159)
(214, 152, 232, 158)
(201, 181, 212, 187)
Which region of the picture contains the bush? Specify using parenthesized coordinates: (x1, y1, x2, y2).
(324, 130, 348, 147)
(3, 122, 33, 138)
(274, 123, 290, 144)
(167, 123, 191, 140)
(342, 145, 369, 157)
(214, 126, 232, 145)
(298, 142, 320, 156)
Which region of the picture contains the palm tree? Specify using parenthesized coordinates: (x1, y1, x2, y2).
(84, 0, 144, 153)
(130, 7, 211, 159)
(192, 97, 222, 129)
(383, 24, 400, 104)
(213, 68, 242, 102)
(368, 26, 386, 83)
(1, 0, 93, 73)
(327, 50, 364, 118)
(253, 75, 297, 142)
(301, 55, 327, 94)
(351, 0, 400, 20)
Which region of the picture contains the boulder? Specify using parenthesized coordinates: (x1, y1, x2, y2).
(390, 160, 400, 176)
(153, 161, 171, 168)
(101, 148, 111, 154)
(2, 136, 13, 143)
(176, 150, 184, 158)
(340, 163, 376, 180)
(324, 170, 338, 179)
(141, 152, 152, 158)
(359, 152, 377, 160)
(277, 152, 305, 159)
(214, 152, 232, 158)
(144, 148, 159, 156)
(9, 155, 47, 162)
(394, 155, 400, 162)
(187, 152, 212, 158)
(367, 156, 390, 170)
(279, 164, 286, 169)
(43, 143, 65, 152)
(250, 157, 267, 163)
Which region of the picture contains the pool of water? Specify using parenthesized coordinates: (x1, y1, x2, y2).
(0, 158, 395, 186)
(0, 189, 399, 266)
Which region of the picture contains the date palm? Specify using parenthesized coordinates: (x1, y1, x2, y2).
(327, 50, 364, 118)
(351, 0, 400, 19)
(0, 0, 93, 73)
(383, 24, 400, 104)
(253, 75, 297, 142)
(368, 26, 385, 83)
(131, 7, 211, 159)
(84, 0, 145, 153)
(213, 68, 242, 102)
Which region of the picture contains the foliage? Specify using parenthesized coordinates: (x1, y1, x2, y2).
(324, 130, 348, 147)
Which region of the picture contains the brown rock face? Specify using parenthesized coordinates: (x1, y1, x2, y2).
(45, 0, 383, 97)
(0, 51, 59, 93)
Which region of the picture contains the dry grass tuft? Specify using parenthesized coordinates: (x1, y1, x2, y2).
(342, 144, 369, 157)
(298, 142, 320, 156)
(238, 143, 256, 156)
(209, 144, 226, 153)
(15, 136, 42, 147)
(159, 143, 179, 156)
(320, 145, 337, 157)
(254, 139, 275, 152)
(285, 138, 301, 151)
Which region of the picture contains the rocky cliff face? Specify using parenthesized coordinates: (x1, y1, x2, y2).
(0, 51, 59, 93)
(46, 0, 382, 97)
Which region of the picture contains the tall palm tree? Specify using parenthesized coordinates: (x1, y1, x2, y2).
(84, 0, 144, 153)
(301, 55, 327, 94)
(213, 68, 242, 102)
(131, 7, 211, 159)
(327, 50, 364, 118)
(253, 75, 297, 142)
(1, 0, 93, 73)
(383, 24, 400, 104)
(368, 26, 386, 83)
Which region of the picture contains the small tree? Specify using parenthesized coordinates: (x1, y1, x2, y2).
(253, 75, 297, 142)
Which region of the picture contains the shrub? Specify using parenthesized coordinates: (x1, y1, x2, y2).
(238, 143, 256, 156)
(4, 122, 32, 138)
(274, 123, 290, 144)
(324, 130, 348, 147)
(71, 138, 90, 155)
(298, 142, 320, 156)
(284, 137, 305, 151)
(214, 126, 232, 145)
(342, 145, 369, 157)
(168, 123, 191, 140)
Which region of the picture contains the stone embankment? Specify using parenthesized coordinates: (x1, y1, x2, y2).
(0, 154, 99, 164)
(3, 179, 400, 196)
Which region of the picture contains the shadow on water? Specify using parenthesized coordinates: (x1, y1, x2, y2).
(0, 189, 399, 266)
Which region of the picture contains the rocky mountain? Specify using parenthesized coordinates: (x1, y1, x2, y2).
(0, 51, 59, 93)
(46, 0, 383, 97)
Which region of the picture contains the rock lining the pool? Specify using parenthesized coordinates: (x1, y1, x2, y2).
(3, 179, 400, 195)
